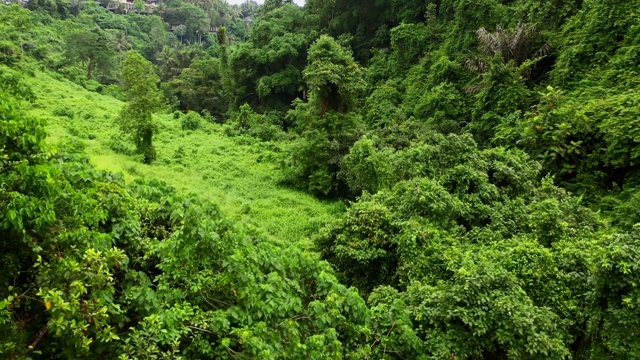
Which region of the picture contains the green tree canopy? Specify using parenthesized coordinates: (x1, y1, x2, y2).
(65, 29, 115, 80)
(226, 3, 315, 110)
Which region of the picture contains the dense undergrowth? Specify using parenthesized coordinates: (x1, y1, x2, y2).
(2, 0, 640, 359)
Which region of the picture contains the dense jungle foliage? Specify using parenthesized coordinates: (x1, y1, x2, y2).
(2, 0, 640, 358)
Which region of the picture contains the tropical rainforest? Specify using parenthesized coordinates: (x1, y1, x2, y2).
(2, 0, 640, 358)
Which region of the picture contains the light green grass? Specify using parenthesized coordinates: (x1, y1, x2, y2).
(26, 71, 344, 243)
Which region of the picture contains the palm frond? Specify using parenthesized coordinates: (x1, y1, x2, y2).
(464, 83, 485, 95)
(532, 42, 553, 60)
(475, 23, 545, 66)
(476, 27, 499, 56)
(465, 57, 488, 73)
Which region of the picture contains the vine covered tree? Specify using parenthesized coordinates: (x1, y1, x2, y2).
(117, 51, 164, 163)
(304, 35, 365, 116)
(286, 35, 365, 196)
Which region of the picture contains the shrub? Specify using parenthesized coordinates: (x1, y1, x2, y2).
(248, 112, 286, 141)
(173, 145, 186, 164)
(52, 107, 75, 118)
(107, 135, 136, 155)
(180, 111, 202, 131)
(101, 84, 126, 101)
(249, 122, 285, 142)
(66, 124, 91, 139)
(83, 79, 102, 92)
(0, 40, 20, 66)
(341, 136, 396, 194)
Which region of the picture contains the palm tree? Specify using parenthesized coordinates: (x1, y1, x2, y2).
(157, 45, 199, 80)
(111, 31, 131, 54)
(466, 23, 551, 75)
(110, 30, 130, 69)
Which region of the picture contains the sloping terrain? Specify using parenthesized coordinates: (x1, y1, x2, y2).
(25, 70, 343, 244)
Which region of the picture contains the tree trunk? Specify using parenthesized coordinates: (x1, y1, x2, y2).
(87, 58, 95, 80)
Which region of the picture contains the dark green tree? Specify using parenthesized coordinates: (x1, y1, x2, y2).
(166, 56, 226, 117)
(227, 3, 315, 110)
(160, 0, 210, 44)
(65, 29, 114, 80)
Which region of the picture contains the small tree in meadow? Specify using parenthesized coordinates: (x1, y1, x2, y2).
(117, 51, 164, 163)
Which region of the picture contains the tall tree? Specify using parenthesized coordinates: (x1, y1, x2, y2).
(286, 35, 365, 196)
(166, 56, 226, 117)
(466, 23, 551, 74)
(117, 51, 164, 163)
(161, 0, 210, 44)
(65, 29, 114, 80)
(227, 3, 315, 110)
(303, 34, 365, 116)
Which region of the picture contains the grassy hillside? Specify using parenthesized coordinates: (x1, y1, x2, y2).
(25, 70, 343, 244)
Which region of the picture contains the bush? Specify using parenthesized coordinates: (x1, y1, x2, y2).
(83, 79, 102, 92)
(58, 65, 87, 84)
(249, 122, 285, 142)
(0, 40, 20, 66)
(66, 124, 91, 139)
(233, 103, 257, 131)
(341, 136, 396, 194)
(107, 135, 135, 155)
(201, 109, 218, 123)
(52, 106, 75, 118)
(173, 145, 186, 164)
(227, 105, 286, 141)
(180, 111, 202, 131)
(248, 112, 286, 142)
(101, 84, 126, 101)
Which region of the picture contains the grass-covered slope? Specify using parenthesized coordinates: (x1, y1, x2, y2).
(25, 70, 343, 244)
